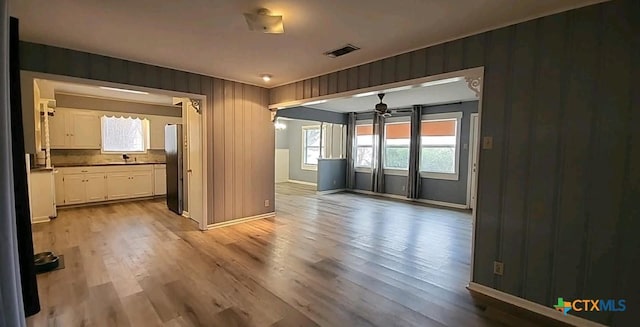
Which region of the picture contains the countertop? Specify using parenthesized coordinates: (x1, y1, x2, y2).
(39, 162, 166, 168)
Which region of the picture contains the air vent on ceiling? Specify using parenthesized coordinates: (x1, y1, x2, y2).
(324, 44, 360, 58)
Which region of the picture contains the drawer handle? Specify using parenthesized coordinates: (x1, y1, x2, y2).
(81, 170, 88, 172)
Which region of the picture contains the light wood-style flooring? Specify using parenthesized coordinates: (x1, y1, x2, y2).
(27, 183, 505, 327)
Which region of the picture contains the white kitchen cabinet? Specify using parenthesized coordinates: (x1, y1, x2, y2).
(154, 165, 166, 195)
(63, 174, 86, 205)
(70, 112, 101, 148)
(62, 171, 107, 205)
(130, 170, 154, 198)
(149, 116, 168, 150)
(85, 173, 107, 202)
(46, 109, 101, 149)
(57, 165, 156, 206)
(48, 111, 68, 148)
(106, 172, 131, 200)
(149, 116, 182, 150)
(54, 169, 64, 206)
(29, 170, 56, 223)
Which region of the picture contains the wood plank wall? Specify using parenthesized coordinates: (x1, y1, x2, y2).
(20, 42, 274, 226)
(271, 1, 639, 325)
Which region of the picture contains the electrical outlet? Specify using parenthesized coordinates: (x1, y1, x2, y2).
(401, 185, 406, 191)
(333, 180, 337, 185)
(493, 261, 504, 276)
(264, 200, 270, 207)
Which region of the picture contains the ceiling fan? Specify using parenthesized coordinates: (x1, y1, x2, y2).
(373, 93, 412, 117)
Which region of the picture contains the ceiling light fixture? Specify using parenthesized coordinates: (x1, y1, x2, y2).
(420, 77, 463, 87)
(383, 85, 414, 93)
(261, 74, 272, 82)
(99, 86, 149, 95)
(244, 8, 284, 34)
(302, 100, 327, 106)
(353, 91, 377, 98)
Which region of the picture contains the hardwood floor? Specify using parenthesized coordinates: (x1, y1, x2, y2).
(28, 183, 506, 327)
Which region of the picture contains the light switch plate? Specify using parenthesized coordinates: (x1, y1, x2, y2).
(483, 136, 493, 149)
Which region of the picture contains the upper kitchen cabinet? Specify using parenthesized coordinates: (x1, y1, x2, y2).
(46, 108, 101, 149)
(149, 115, 182, 150)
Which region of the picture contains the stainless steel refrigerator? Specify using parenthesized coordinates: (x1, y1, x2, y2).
(165, 124, 183, 215)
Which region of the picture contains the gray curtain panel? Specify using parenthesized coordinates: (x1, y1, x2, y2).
(372, 113, 385, 193)
(345, 112, 356, 189)
(406, 105, 422, 198)
(0, 0, 27, 325)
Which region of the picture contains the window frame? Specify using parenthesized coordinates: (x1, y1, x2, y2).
(383, 116, 411, 176)
(354, 119, 374, 173)
(419, 112, 463, 181)
(100, 115, 150, 154)
(301, 125, 324, 171)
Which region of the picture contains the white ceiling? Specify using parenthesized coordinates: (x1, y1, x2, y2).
(35, 79, 175, 105)
(306, 78, 477, 113)
(10, 0, 604, 87)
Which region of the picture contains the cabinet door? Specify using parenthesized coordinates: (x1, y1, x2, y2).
(106, 173, 131, 200)
(54, 170, 64, 206)
(130, 170, 154, 198)
(70, 112, 101, 149)
(63, 174, 86, 204)
(47, 110, 68, 149)
(149, 117, 167, 150)
(154, 167, 166, 195)
(85, 173, 107, 202)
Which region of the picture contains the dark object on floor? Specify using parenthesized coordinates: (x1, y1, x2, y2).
(34, 252, 59, 274)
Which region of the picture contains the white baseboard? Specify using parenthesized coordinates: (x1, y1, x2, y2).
(316, 189, 346, 195)
(349, 189, 468, 210)
(182, 211, 190, 218)
(287, 179, 317, 187)
(207, 212, 275, 230)
(467, 282, 606, 327)
(31, 216, 51, 224)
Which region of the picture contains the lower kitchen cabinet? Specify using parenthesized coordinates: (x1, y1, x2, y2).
(85, 173, 108, 202)
(108, 170, 153, 199)
(62, 172, 107, 205)
(57, 164, 157, 206)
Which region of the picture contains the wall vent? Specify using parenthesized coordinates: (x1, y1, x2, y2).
(324, 44, 360, 58)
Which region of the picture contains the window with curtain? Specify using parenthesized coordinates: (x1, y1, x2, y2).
(420, 117, 459, 177)
(101, 116, 149, 153)
(302, 125, 323, 168)
(355, 123, 373, 168)
(384, 121, 411, 170)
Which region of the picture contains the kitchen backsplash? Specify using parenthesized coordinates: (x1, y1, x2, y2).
(50, 149, 166, 166)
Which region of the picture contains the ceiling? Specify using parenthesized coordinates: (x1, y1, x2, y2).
(35, 79, 175, 105)
(10, 0, 605, 87)
(306, 77, 477, 113)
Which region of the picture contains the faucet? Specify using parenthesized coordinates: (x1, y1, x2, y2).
(122, 154, 130, 163)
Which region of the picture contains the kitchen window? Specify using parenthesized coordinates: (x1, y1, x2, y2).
(420, 112, 462, 180)
(302, 125, 323, 170)
(355, 122, 374, 169)
(101, 116, 149, 153)
(384, 120, 411, 173)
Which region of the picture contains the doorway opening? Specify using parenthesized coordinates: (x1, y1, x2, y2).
(269, 67, 485, 285)
(21, 72, 208, 230)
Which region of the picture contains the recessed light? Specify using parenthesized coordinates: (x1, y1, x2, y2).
(261, 74, 272, 82)
(99, 86, 148, 95)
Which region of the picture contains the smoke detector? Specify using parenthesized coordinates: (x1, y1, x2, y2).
(244, 8, 284, 34)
